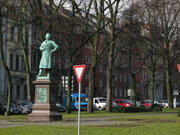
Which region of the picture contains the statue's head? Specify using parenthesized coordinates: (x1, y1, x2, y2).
(45, 33, 51, 40)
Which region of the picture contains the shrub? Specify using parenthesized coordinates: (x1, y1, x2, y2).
(151, 104, 162, 112)
(112, 106, 150, 113)
(177, 110, 180, 117)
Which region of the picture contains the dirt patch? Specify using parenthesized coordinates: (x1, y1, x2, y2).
(141, 119, 178, 123)
(126, 118, 180, 123)
(88, 123, 143, 128)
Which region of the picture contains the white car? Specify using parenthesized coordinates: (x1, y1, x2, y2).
(158, 100, 168, 108)
(93, 97, 106, 110)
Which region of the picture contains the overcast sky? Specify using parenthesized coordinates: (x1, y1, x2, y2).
(54, 0, 133, 16)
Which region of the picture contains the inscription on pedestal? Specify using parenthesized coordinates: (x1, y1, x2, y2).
(36, 88, 48, 103)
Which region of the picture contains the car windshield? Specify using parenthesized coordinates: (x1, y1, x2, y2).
(98, 98, 106, 103)
(11, 103, 16, 108)
(75, 97, 88, 103)
(21, 101, 32, 106)
(144, 100, 151, 103)
(123, 100, 132, 103)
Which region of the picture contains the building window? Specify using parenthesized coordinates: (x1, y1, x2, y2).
(119, 74, 122, 82)
(16, 55, 19, 71)
(124, 89, 127, 97)
(21, 56, 25, 71)
(85, 87, 89, 95)
(100, 80, 103, 87)
(124, 75, 126, 82)
(115, 74, 118, 81)
(85, 72, 89, 79)
(115, 88, 118, 97)
(9, 53, 14, 70)
(86, 42, 92, 48)
(10, 27, 15, 41)
(24, 85, 27, 99)
(86, 56, 91, 64)
(120, 89, 122, 97)
(99, 65, 103, 72)
(32, 27, 38, 41)
(16, 85, 20, 99)
(32, 51, 38, 68)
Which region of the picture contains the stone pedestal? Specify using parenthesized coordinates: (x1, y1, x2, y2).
(28, 78, 62, 121)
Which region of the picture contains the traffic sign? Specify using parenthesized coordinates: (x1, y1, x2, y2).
(177, 64, 180, 72)
(73, 65, 86, 83)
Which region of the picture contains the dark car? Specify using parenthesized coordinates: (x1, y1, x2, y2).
(0, 103, 4, 114)
(15, 100, 33, 114)
(113, 99, 134, 107)
(4, 103, 21, 115)
(56, 102, 66, 112)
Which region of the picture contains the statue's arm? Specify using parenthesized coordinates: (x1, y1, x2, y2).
(51, 41, 59, 52)
(39, 42, 45, 51)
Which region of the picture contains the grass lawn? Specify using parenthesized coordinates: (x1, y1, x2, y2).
(0, 108, 179, 135)
(0, 123, 180, 135)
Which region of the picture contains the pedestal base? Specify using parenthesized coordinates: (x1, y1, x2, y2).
(28, 112, 62, 121)
(28, 78, 62, 122)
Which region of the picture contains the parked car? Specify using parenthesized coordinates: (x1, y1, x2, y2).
(135, 101, 144, 107)
(158, 100, 168, 108)
(15, 100, 33, 114)
(113, 99, 134, 107)
(62, 93, 88, 110)
(141, 100, 151, 108)
(141, 100, 161, 108)
(56, 102, 66, 112)
(3, 103, 21, 115)
(112, 102, 117, 108)
(0, 103, 4, 114)
(93, 97, 106, 110)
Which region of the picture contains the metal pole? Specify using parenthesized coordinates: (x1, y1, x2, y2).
(78, 82, 81, 135)
(174, 95, 177, 108)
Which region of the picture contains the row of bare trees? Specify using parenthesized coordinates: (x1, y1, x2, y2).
(0, 0, 179, 115)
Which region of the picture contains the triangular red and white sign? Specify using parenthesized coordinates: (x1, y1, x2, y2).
(73, 65, 86, 83)
(177, 64, 180, 72)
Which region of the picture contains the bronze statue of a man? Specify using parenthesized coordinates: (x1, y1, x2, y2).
(38, 33, 59, 77)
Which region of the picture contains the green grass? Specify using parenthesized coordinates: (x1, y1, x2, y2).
(107, 113, 180, 121)
(0, 108, 179, 121)
(0, 110, 180, 135)
(0, 123, 180, 135)
(0, 115, 26, 120)
(162, 108, 180, 113)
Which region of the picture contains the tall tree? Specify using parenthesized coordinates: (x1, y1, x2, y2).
(142, 0, 180, 108)
(105, 0, 121, 112)
(70, 0, 107, 112)
(0, 0, 13, 115)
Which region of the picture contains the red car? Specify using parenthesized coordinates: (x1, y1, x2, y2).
(141, 100, 151, 108)
(113, 99, 134, 107)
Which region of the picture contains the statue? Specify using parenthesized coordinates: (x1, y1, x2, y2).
(38, 33, 59, 78)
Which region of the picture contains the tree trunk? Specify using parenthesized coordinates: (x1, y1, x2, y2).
(106, 48, 113, 112)
(165, 59, 173, 108)
(66, 68, 72, 114)
(150, 69, 155, 106)
(87, 67, 95, 113)
(19, 25, 32, 101)
(131, 74, 136, 105)
(0, 15, 13, 116)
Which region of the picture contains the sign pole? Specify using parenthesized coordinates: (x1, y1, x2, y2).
(73, 65, 86, 135)
(78, 82, 81, 135)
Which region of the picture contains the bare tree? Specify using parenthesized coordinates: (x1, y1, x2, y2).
(142, 0, 180, 108)
(105, 0, 121, 112)
(0, 0, 13, 115)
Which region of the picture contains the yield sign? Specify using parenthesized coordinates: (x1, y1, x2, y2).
(73, 65, 86, 83)
(177, 64, 180, 72)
